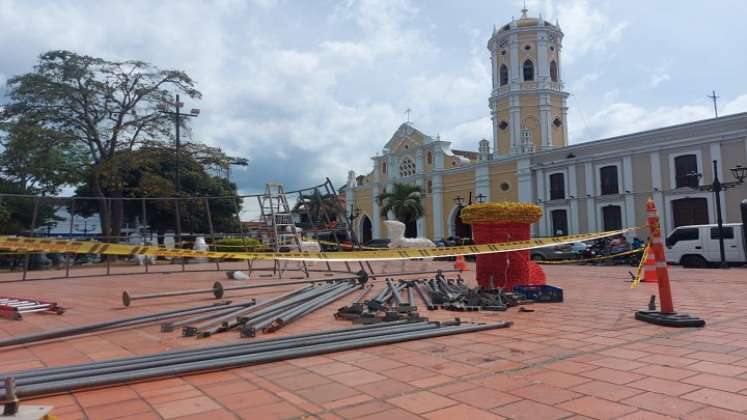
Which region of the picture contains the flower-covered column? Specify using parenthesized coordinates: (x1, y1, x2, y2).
(461, 202, 546, 290)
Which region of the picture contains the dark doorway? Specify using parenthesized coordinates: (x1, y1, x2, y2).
(551, 209, 568, 236)
(405, 219, 418, 238)
(672, 198, 709, 227)
(360, 215, 372, 243)
(454, 207, 472, 240)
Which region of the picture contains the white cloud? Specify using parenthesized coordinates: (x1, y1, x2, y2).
(648, 72, 671, 88)
(723, 94, 747, 116)
(569, 93, 747, 143)
(571, 72, 600, 92)
(443, 117, 492, 149)
(551, 0, 629, 64)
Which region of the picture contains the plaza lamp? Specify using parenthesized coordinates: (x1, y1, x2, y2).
(685, 161, 746, 269)
(347, 206, 361, 248)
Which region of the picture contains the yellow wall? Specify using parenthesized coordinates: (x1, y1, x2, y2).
(424, 149, 433, 172)
(440, 171, 475, 235)
(488, 162, 519, 202)
(423, 187, 433, 238)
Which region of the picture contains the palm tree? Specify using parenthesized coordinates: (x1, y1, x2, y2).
(377, 182, 424, 237)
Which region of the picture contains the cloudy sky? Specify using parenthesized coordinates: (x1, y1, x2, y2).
(2, 0, 746, 218)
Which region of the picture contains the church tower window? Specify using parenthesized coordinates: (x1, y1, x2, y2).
(520, 128, 534, 153)
(550, 60, 558, 82)
(399, 157, 416, 177)
(499, 64, 508, 86)
(382, 162, 387, 174)
(426, 151, 432, 164)
(523, 59, 534, 81)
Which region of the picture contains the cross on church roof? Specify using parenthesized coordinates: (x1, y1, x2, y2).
(521, 0, 528, 18)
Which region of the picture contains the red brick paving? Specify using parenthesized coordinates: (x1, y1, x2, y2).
(4, 261, 747, 419)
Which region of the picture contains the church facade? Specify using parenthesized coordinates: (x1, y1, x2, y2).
(345, 8, 747, 243)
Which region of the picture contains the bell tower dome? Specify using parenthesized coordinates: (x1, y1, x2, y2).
(488, 7, 569, 156)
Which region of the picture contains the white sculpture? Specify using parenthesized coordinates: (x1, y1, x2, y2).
(134, 238, 157, 266)
(383, 220, 435, 272)
(282, 226, 321, 272)
(193, 236, 209, 263)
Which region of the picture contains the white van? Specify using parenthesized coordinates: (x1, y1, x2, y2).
(665, 223, 746, 267)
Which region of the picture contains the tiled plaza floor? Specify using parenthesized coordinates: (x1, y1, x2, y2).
(2, 260, 747, 419)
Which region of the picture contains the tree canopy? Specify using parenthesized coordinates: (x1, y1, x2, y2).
(0, 50, 205, 239)
(73, 144, 241, 235)
(376, 182, 424, 222)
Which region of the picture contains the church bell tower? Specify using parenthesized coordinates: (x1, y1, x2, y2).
(488, 6, 569, 156)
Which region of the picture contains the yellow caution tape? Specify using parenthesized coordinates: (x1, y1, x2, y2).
(630, 240, 652, 289)
(0, 226, 643, 262)
(536, 247, 644, 265)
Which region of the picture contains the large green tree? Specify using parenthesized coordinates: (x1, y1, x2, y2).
(72, 144, 241, 236)
(0, 50, 201, 241)
(0, 121, 87, 234)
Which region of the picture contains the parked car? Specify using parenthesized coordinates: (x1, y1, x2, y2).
(363, 239, 391, 249)
(531, 244, 575, 261)
(665, 223, 745, 268)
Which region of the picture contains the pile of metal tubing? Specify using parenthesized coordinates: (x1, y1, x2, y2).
(413, 273, 533, 311)
(0, 301, 255, 349)
(179, 280, 361, 338)
(0, 318, 512, 400)
(335, 278, 428, 324)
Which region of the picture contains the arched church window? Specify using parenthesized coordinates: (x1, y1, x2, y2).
(499, 64, 508, 86)
(426, 151, 432, 165)
(550, 60, 558, 82)
(521, 128, 534, 153)
(382, 162, 387, 174)
(399, 157, 416, 178)
(523, 59, 534, 81)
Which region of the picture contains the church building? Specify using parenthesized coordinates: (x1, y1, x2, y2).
(345, 7, 747, 244)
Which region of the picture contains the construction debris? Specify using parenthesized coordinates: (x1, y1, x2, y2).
(0, 296, 65, 321)
(335, 271, 562, 322)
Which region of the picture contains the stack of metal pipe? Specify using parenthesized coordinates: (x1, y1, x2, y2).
(179, 281, 361, 338)
(0, 319, 512, 401)
(335, 279, 423, 324)
(413, 273, 547, 311)
(0, 301, 252, 349)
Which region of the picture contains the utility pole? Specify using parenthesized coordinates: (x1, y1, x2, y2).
(707, 90, 719, 118)
(158, 95, 200, 245)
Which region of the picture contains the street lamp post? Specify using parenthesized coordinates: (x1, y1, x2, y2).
(686, 161, 746, 269)
(347, 206, 360, 248)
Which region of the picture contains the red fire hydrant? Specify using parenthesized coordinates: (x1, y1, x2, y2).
(461, 202, 546, 290)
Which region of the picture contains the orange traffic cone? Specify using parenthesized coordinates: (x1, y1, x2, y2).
(454, 255, 468, 271)
(642, 246, 658, 283)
